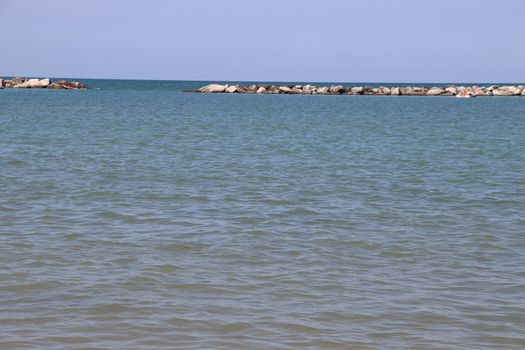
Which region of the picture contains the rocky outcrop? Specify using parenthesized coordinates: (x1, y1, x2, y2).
(192, 83, 525, 97)
(0, 77, 87, 90)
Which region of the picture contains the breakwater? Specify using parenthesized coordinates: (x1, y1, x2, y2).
(0, 77, 87, 90)
(195, 83, 525, 96)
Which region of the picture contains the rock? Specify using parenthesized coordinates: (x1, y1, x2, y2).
(413, 87, 428, 95)
(445, 86, 457, 95)
(39, 78, 50, 88)
(0, 79, 3, 87)
(291, 88, 303, 94)
(493, 86, 521, 96)
(380, 86, 391, 95)
(3, 80, 13, 88)
(225, 85, 238, 93)
(279, 86, 292, 93)
(427, 87, 445, 96)
(350, 86, 363, 95)
(400, 87, 414, 95)
(47, 82, 63, 89)
(362, 86, 374, 94)
(28, 79, 43, 88)
(302, 85, 313, 94)
(198, 84, 226, 93)
(329, 85, 344, 94)
(317, 87, 329, 94)
(15, 81, 32, 88)
(12, 77, 25, 85)
(256, 86, 266, 94)
(390, 87, 400, 95)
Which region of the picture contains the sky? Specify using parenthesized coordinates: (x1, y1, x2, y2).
(1, 0, 524, 83)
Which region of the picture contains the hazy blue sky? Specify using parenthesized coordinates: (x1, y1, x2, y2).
(1, 0, 524, 82)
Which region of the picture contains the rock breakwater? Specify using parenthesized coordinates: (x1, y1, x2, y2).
(195, 83, 525, 96)
(0, 77, 87, 90)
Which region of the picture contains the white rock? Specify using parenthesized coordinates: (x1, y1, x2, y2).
(28, 79, 43, 88)
(198, 84, 226, 93)
(390, 87, 400, 95)
(256, 86, 266, 94)
(329, 85, 344, 93)
(0, 79, 3, 87)
(427, 87, 445, 96)
(39, 78, 50, 88)
(493, 86, 521, 96)
(316, 86, 329, 94)
(225, 85, 238, 93)
(15, 81, 32, 88)
(278, 86, 292, 93)
(350, 86, 363, 94)
(445, 86, 457, 95)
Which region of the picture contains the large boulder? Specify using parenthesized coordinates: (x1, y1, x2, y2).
(278, 86, 292, 93)
(400, 87, 414, 95)
(329, 85, 345, 94)
(256, 86, 266, 94)
(0, 79, 3, 87)
(427, 87, 445, 96)
(302, 85, 313, 94)
(412, 87, 428, 95)
(198, 84, 226, 93)
(317, 86, 329, 94)
(12, 77, 25, 85)
(379, 86, 391, 95)
(350, 86, 363, 95)
(28, 79, 43, 88)
(47, 82, 63, 89)
(493, 86, 521, 96)
(15, 81, 32, 88)
(390, 87, 400, 95)
(445, 86, 457, 95)
(225, 85, 238, 93)
(39, 78, 50, 88)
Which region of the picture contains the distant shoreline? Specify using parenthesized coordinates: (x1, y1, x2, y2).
(193, 83, 525, 97)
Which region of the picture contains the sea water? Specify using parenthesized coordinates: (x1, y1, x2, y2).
(1, 80, 524, 349)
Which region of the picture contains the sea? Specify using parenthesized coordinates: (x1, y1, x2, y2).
(1, 79, 524, 349)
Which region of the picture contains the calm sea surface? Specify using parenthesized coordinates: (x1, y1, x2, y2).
(1, 80, 524, 349)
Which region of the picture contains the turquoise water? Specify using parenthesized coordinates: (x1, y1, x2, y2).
(1, 80, 524, 349)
